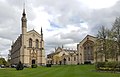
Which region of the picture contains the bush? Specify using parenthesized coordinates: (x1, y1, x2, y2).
(46, 64, 51, 67)
(96, 62, 105, 69)
(16, 61, 24, 70)
(96, 61, 120, 72)
(31, 64, 37, 68)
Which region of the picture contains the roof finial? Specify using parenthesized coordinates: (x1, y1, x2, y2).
(41, 27, 43, 35)
(22, 0, 26, 16)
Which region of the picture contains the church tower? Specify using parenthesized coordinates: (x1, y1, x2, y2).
(10, 4, 46, 66)
(20, 8, 27, 64)
(40, 27, 45, 65)
(21, 8, 27, 34)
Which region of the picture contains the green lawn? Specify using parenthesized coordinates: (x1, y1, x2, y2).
(0, 65, 119, 77)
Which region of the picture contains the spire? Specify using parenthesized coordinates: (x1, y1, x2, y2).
(21, 1, 27, 34)
(41, 27, 43, 35)
(22, 2, 26, 17)
(22, 9, 26, 17)
(41, 27, 43, 41)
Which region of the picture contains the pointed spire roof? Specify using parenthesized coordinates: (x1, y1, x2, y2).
(22, 8, 26, 17)
(41, 27, 43, 35)
(22, 2, 26, 17)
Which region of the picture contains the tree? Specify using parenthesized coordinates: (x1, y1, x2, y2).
(112, 17, 120, 61)
(0, 58, 7, 65)
(96, 26, 108, 62)
(106, 30, 117, 61)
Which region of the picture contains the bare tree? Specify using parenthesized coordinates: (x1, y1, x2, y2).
(112, 17, 120, 61)
(96, 26, 108, 62)
(106, 29, 117, 61)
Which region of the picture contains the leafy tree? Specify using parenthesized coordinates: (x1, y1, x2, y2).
(0, 58, 7, 65)
(112, 17, 120, 61)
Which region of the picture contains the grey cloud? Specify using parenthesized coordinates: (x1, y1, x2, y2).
(6, 0, 23, 9)
(0, 38, 11, 51)
(6, 0, 36, 21)
(45, 34, 73, 45)
(0, 1, 16, 24)
(60, 27, 88, 43)
(29, 0, 120, 52)
(29, 0, 90, 27)
(87, 1, 120, 35)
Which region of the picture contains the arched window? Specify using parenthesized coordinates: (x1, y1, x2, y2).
(74, 56, 76, 61)
(83, 40, 94, 61)
(68, 57, 70, 61)
(29, 38, 32, 47)
(36, 39, 39, 48)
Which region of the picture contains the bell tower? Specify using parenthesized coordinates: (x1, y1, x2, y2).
(21, 8, 27, 34)
(20, 3, 27, 63)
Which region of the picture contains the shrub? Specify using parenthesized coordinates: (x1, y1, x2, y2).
(46, 64, 51, 67)
(31, 64, 37, 68)
(16, 61, 24, 70)
(96, 62, 105, 69)
(96, 61, 120, 72)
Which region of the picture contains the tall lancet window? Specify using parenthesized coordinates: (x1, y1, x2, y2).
(36, 39, 39, 48)
(29, 38, 32, 47)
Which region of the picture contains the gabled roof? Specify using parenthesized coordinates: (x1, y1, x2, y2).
(56, 47, 62, 51)
(27, 29, 41, 37)
(79, 35, 97, 45)
(11, 34, 22, 47)
(80, 35, 96, 43)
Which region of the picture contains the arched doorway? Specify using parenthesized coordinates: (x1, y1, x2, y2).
(32, 59, 36, 64)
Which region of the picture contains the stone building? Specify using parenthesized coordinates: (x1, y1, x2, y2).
(47, 35, 97, 65)
(77, 35, 97, 64)
(10, 9, 46, 66)
(77, 35, 120, 64)
(47, 46, 78, 65)
(47, 35, 120, 65)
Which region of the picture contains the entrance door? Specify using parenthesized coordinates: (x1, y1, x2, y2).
(32, 59, 36, 64)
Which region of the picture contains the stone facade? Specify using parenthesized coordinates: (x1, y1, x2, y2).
(47, 47, 78, 65)
(77, 35, 97, 64)
(77, 35, 120, 64)
(10, 9, 46, 66)
(47, 35, 120, 65)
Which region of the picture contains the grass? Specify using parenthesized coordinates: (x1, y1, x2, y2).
(0, 65, 119, 77)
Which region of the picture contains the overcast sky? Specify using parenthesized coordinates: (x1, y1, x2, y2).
(0, 0, 120, 59)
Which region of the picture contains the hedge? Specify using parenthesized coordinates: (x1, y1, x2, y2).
(16, 61, 24, 70)
(95, 62, 120, 72)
